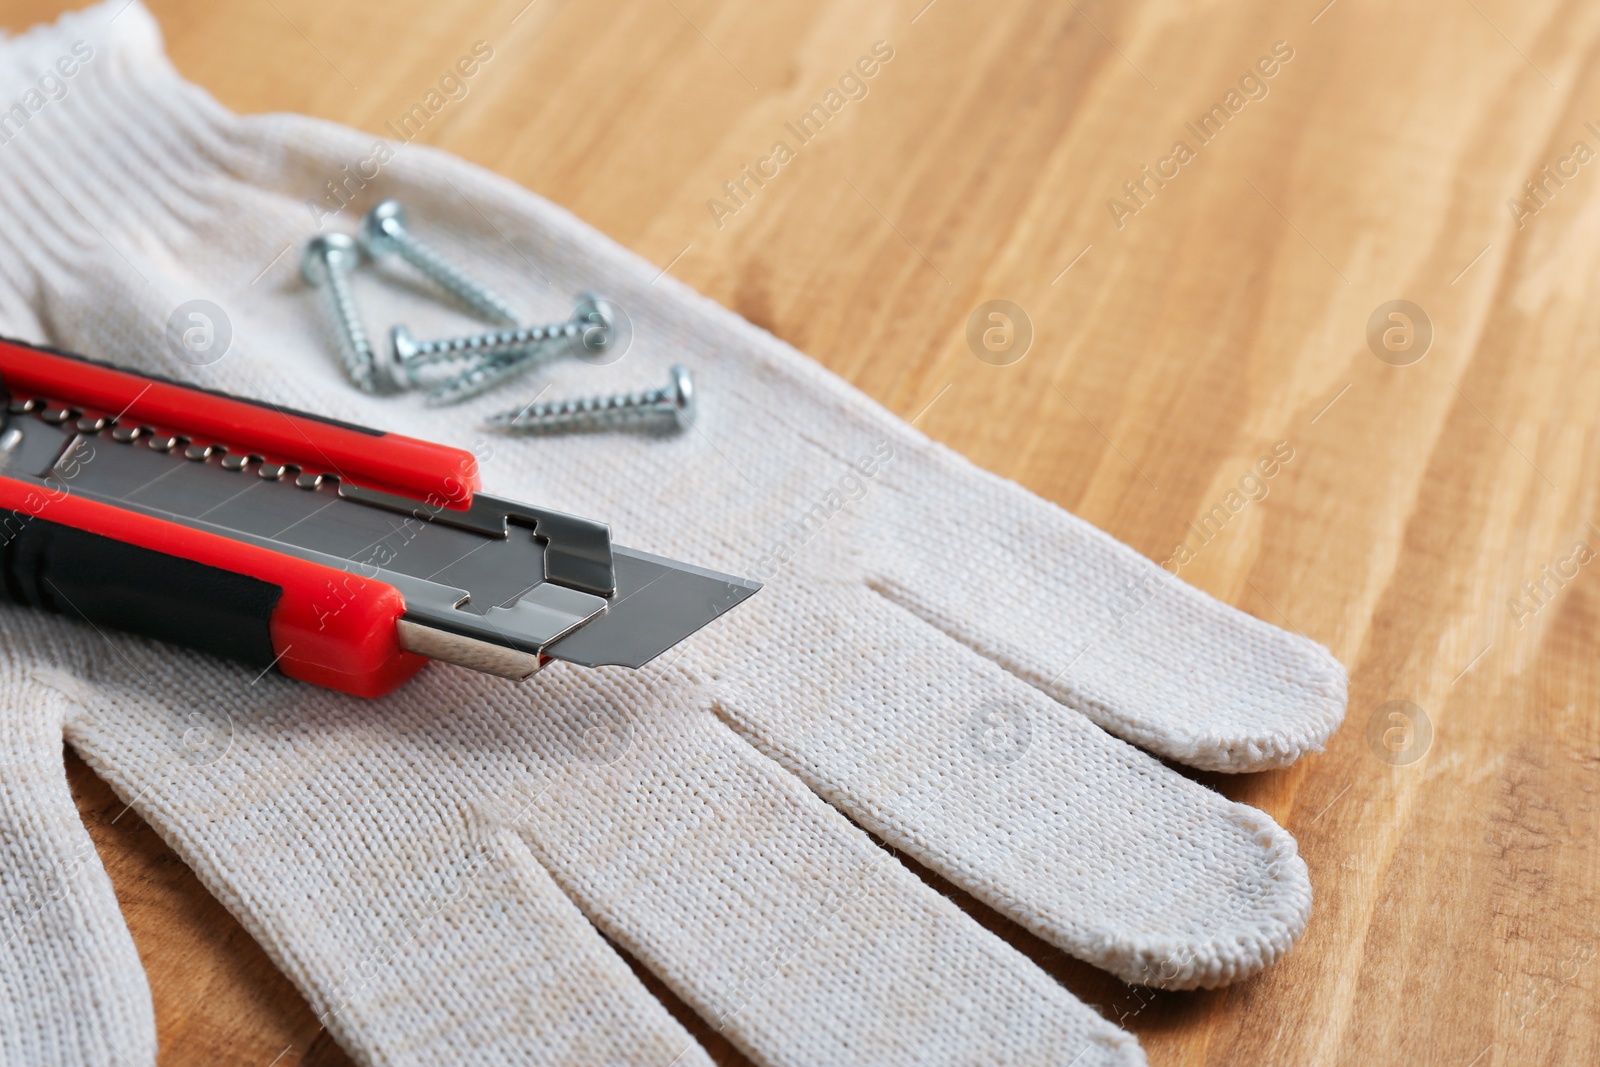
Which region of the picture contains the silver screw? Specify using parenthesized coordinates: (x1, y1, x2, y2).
(359, 199, 518, 326)
(391, 293, 616, 392)
(486, 365, 696, 433)
(423, 349, 544, 407)
(301, 234, 380, 393)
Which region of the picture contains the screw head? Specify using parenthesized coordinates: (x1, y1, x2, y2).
(359, 199, 408, 258)
(572, 292, 615, 348)
(571, 291, 634, 365)
(300, 233, 360, 286)
(389, 324, 422, 388)
(666, 364, 696, 430)
(390, 323, 421, 363)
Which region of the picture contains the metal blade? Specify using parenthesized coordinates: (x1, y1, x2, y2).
(541, 545, 761, 668)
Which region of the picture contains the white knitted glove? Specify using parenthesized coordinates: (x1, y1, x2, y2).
(0, 632, 154, 1066)
(0, 4, 1347, 1065)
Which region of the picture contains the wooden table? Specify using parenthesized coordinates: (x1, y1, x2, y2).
(8, 0, 1598, 1063)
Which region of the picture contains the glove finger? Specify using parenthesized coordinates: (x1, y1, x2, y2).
(508, 677, 1143, 1067)
(846, 442, 1348, 772)
(0, 660, 155, 1066)
(34, 663, 715, 1067)
(701, 578, 1312, 989)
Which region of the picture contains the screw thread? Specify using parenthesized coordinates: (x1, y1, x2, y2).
(491, 385, 672, 430)
(319, 264, 378, 392)
(424, 348, 550, 407)
(390, 229, 518, 326)
(410, 319, 581, 364)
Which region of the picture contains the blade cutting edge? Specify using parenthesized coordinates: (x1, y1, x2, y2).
(539, 545, 761, 668)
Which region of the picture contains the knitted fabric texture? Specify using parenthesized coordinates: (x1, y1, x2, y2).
(0, 4, 1346, 1065)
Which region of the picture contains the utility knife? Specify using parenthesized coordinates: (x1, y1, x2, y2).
(0, 337, 759, 697)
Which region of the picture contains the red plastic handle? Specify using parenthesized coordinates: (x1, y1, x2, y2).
(0, 478, 428, 697)
(0, 336, 455, 696)
(0, 337, 481, 508)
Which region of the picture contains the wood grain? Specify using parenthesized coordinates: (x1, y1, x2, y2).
(8, 0, 1600, 1063)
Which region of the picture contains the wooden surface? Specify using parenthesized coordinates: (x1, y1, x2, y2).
(8, 0, 1600, 1063)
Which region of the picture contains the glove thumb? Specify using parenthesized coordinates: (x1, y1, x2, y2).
(1, 657, 155, 1066)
